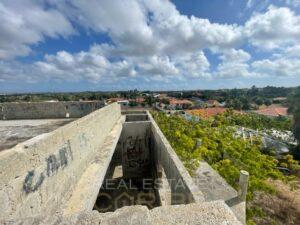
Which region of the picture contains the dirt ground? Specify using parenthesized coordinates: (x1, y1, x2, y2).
(251, 179, 300, 225)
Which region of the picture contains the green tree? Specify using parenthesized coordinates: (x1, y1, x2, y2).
(288, 87, 300, 156)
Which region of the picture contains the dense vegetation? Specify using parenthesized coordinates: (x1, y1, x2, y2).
(218, 110, 293, 131)
(167, 86, 296, 110)
(152, 111, 299, 224)
(0, 90, 142, 102)
(1, 86, 297, 111)
(288, 87, 300, 160)
(288, 87, 300, 142)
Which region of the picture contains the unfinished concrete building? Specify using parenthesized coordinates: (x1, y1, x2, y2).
(0, 102, 248, 225)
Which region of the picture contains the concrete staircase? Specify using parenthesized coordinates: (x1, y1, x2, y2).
(1, 201, 242, 225)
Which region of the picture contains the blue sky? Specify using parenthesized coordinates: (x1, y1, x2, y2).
(0, 0, 300, 93)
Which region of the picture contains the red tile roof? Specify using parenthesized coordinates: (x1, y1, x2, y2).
(169, 98, 193, 105)
(107, 98, 126, 102)
(206, 100, 220, 105)
(254, 107, 288, 117)
(135, 97, 145, 103)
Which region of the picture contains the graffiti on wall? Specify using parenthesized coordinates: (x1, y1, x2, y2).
(122, 134, 150, 177)
(23, 140, 73, 194)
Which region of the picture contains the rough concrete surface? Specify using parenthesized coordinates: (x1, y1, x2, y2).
(194, 161, 237, 201)
(0, 103, 121, 220)
(0, 201, 242, 225)
(0, 106, 245, 225)
(0, 119, 74, 151)
(149, 112, 205, 203)
(0, 101, 104, 120)
(150, 201, 242, 225)
(194, 161, 246, 224)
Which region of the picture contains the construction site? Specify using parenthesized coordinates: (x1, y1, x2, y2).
(0, 102, 249, 225)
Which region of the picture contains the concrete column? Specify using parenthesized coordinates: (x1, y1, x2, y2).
(195, 138, 202, 149)
(238, 170, 249, 201)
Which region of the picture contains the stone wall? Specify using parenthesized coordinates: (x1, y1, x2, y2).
(0, 103, 121, 220)
(0, 101, 104, 120)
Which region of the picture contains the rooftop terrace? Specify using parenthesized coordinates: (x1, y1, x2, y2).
(0, 102, 247, 225)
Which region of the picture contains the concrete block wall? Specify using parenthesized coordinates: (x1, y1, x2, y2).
(119, 121, 152, 178)
(0, 101, 104, 120)
(0, 103, 121, 220)
(148, 112, 205, 204)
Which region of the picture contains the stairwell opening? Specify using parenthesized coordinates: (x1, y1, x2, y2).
(93, 112, 197, 213)
(93, 115, 161, 213)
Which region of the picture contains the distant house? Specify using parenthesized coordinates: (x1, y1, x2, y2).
(273, 97, 287, 101)
(107, 98, 123, 103)
(219, 102, 226, 107)
(158, 93, 168, 99)
(117, 100, 129, 106)
(107, 98, 129, 106)
(135, 97, 145, 104)
(44, 100, 59, 102)
(205, 100, 220, 107)
(273, 97, 287, 104)
(169, 98, 193, 110)
(191, 97, 205, 107)
(254, 105, 288, 117)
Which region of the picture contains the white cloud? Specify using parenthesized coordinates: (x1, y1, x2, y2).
(284, 0, 300, 7)
(216, 49, 253, 78)
(245, 5, 300, 49)
(247, 0, 254, 8)
(252, 57, 300, 76)
(173, 51, 211, 78)
(0, 0, 74, 59)
(219, 49, 251, 62)
(51, 0, 243, 58)
(1, 0, 300, 86)
(138, 55, 179, 76)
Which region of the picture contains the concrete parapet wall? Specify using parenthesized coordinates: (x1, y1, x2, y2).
(0, 101, 104, 120)
(148, 112, 205, 204)
(0, 103, 121, 220)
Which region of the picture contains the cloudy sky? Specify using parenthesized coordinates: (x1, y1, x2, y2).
(0, 0, 300, 92)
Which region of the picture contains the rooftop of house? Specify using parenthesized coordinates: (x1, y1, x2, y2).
(107, 98, 126, 102)
(134, 97, 145, 103)
(206, 100, 220, 105)
(254, 106, 288, 117)
(169, 98, 193, 105)
(273, 97, 287, 101)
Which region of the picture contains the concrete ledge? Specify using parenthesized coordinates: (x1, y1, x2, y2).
(0, 201, 242, 225)
(195, 161, 237, 202)
(195, 161, 245, 224)
(63, 119, 123, 214)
